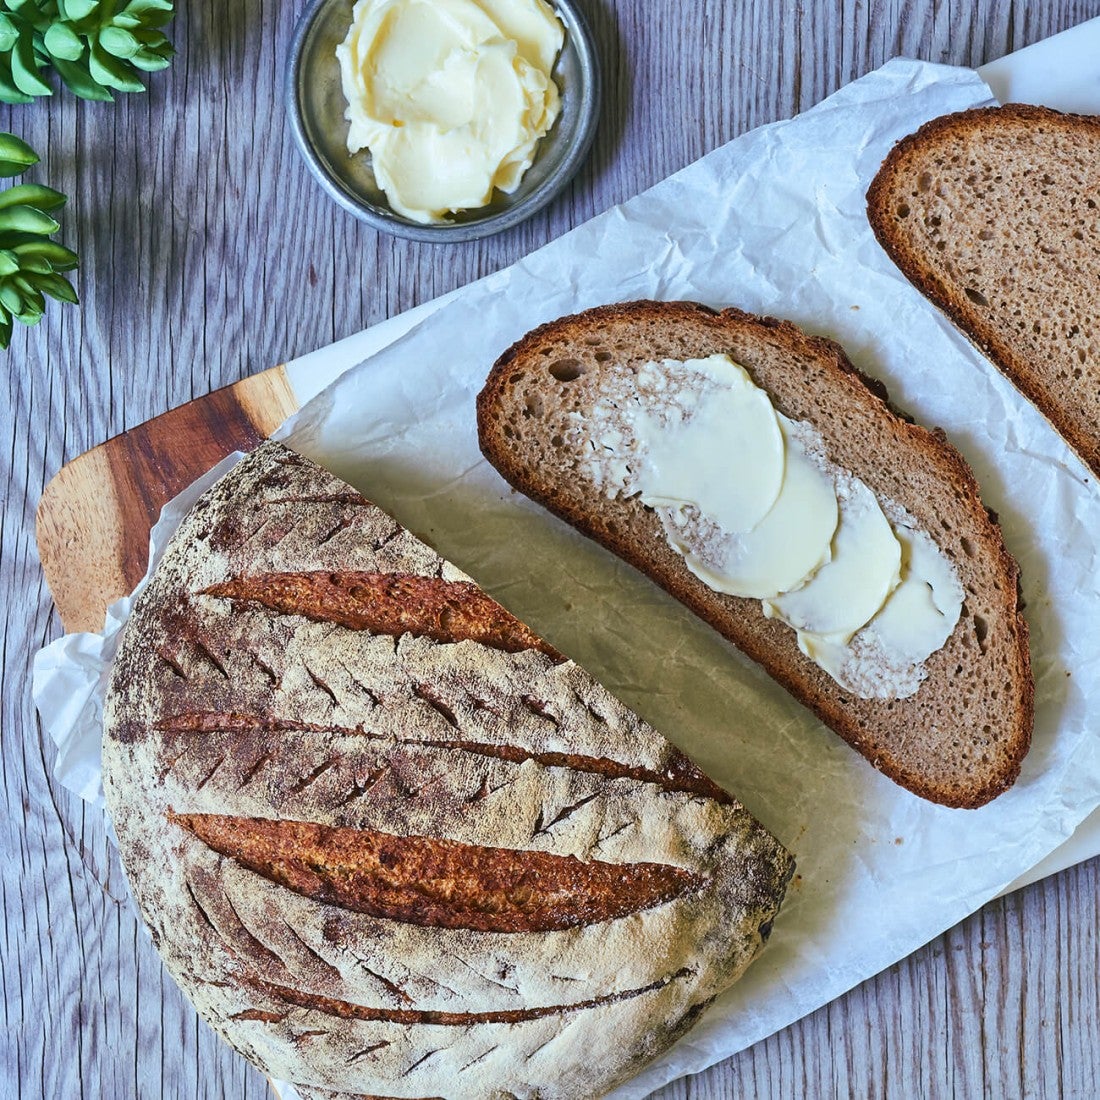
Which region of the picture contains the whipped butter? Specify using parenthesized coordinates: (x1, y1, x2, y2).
(575, 355, 964, 700)
(336, 0, 565, 224)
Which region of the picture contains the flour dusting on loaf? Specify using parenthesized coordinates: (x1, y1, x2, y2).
(102, 440, 794, 1100)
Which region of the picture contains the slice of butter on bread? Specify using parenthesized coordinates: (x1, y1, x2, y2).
(867, 104, 1100, 475)
(476, 300, 1033, 808)
(102, 440, 793, 1100)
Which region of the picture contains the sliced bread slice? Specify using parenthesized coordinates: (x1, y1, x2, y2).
(476, 300, 1033, 808)
(867, 103, 1100, 475)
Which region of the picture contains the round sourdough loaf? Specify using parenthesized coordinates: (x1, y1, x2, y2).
(102, 440, 793, 1100)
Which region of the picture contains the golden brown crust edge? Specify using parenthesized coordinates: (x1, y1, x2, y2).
(866, 103, 1100, 476)
(476, 300, 1033, 808)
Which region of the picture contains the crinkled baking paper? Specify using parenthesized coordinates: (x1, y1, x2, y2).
(33, 59, 1100, 1099)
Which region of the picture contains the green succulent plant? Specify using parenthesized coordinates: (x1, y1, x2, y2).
(0, 131, 77, 348)
(0, 0, 174, 103)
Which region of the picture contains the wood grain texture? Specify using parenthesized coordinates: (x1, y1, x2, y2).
(4, 1, 1100, 1098)
(36, 363, 297, 633)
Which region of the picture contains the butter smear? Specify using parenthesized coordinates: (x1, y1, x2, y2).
(336, 0, 565, 224)
(573, 355, 964, 700)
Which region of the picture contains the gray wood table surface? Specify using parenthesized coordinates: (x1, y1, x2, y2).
(4, 1, 1100, 1097)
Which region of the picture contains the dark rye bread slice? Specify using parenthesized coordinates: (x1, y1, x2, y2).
(102, 440, 793, 1100)
(476, 300, 1033, 808)
(867, 104, 1100, 475)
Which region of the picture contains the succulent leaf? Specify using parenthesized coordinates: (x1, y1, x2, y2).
(0, 130, 38, 175)
(13, 238, 77, 268)
(16, 301, 44, 324)
(127, 0, 172, 14)
(33, 268, 76, 302)
(50, 52, 113, 98)
(126, 45, 166, 71)
(88, 39, 143, 90)
(0, 15, 19, 52)
(10, 32, 50, 95)
(0, 181, 66, 210)
(0, 280, 23, 313)
(125, 0, 172, 28)
(99, 25, 138, 57)
(42, 19, 83, 60)
(1, 0, 174, 99)
(133, 27, 165, 47)
(0, 203, 59, 234)
(0, 50, 34, 103)
(0, 132, 78, 347)
(58, 0, 99, 21)
(16, 251, 49, 272)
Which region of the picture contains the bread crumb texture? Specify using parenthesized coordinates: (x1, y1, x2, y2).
(867, 103, 1100, 474)
(101, 440, 793, 1100)
(476, 300, 1034, 808)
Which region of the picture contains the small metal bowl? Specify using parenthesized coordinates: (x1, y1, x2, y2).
(285, 0, 601, 243)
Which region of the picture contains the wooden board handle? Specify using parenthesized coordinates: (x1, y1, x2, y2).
(36, 365, 299, 634)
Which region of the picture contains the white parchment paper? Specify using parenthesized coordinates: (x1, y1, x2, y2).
(34, 58, 1100, 1099)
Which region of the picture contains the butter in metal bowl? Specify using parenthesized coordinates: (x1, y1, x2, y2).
(336, 0, 565, 224)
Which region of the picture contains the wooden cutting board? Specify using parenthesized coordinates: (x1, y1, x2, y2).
(35, 365, 300, 634)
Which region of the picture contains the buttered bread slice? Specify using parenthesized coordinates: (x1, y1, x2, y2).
(102, 440, 793, 1100)
(476, 300, 1033, 807)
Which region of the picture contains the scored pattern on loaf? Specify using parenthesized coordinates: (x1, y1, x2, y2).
(170, 811, 708, 932)
(244, 968, 694, 1025)
(154, 712, 733, 803)
(203, 571, 564, 660)
(102, 441, 795, 1098)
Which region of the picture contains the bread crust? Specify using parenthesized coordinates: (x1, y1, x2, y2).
(867, 103, 1100, 475)
(477, 300, 1033, 808)
(102, 440, 793, 1099)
